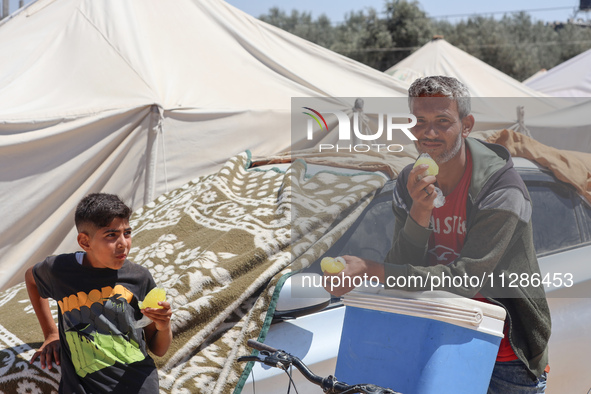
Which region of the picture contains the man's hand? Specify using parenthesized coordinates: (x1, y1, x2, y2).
(322, 255, 385, 297)
(407, 164, 438, 227)
(30, 332, 60, 370)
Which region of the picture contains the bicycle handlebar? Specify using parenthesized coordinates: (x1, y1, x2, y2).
(240, 339, 401, 394)
(247, 338, 278, 353)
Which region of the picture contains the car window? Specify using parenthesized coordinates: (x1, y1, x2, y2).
(308, 177, 586, 267)
(335, 198, 395, 262)
(581, 197, 591, 240)
(306, 181, 396, 275)
(526, 181, 583, 255)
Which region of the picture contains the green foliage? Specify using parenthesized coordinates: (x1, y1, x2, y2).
(258, 2, 591, 81)
(331, 9, 393, 69)
(383, 0, 434, 66)
(260, 8, 335, 48)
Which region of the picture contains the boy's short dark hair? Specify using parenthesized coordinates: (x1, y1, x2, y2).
(75, 193, 132, 232)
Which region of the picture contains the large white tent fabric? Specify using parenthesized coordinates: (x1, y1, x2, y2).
(0, 0, 410, 291)
(525, 47, 591, 97)
(520, 46, 591, 153)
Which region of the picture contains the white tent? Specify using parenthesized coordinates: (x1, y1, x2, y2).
(521, 98, 591, 152)
(522, 68, 547, 84)
(525, 47, 591, 97)
(384, 37, 577, 148)
(385, 38, 554, 98)
(0, 0, 410, 290)
(519, 45, 591, 153)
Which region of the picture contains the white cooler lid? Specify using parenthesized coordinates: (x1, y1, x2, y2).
(343, 286, 507, 337)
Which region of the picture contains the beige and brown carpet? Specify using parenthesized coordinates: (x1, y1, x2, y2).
(0, 151, 390, 393)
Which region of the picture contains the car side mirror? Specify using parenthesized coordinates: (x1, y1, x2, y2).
(273, 273, 331, 322)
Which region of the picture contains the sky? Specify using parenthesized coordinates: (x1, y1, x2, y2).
(225, 0, 587, 24)
(3, 0, 587, 23)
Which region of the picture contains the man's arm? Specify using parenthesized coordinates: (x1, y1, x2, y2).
(385, 180, 534, 297)
(324, 165, 435, 297)
(142, 302, 173, 357)
(24, 267, 60, 369)
(384, 164, 437, 267)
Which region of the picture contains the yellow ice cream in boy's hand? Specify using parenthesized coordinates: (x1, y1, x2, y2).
(413, 153, 439, 179)
(139, 287, 166, 309)
(321, 257, 346, 274)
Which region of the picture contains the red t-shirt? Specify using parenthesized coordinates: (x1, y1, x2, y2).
(427, 149, 517, 361)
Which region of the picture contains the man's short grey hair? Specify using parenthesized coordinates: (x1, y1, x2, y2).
(408, 76, 471, 119)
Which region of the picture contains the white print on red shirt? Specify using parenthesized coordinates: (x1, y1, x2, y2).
(427, 149, 472, 267)
(432, 215, 467, 235)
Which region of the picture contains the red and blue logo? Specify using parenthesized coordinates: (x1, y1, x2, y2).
(302, 107, 328, 131)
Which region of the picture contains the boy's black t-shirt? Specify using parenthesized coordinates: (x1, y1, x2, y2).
(33, 253, 159, 394)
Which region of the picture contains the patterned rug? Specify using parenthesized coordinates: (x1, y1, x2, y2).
(0, 151, 387, 393)
(3, 131, 587, 392)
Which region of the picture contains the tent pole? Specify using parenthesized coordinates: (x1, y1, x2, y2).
(145, 104, 163, 204)
(2, 0, 8, 19)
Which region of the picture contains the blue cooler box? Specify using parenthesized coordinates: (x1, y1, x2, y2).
(335, 287, 506, 394)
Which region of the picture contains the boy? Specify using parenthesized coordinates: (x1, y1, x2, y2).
(25, 193, 173, 393)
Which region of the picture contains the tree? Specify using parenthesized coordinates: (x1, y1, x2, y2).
(383, 0, 435, 68)
(435, 12, 590, 81)
(554, 23, 591, 65)
(259, 8, 335, 48)
(257, 4, 591, 81)
(331, 9, 393, 70)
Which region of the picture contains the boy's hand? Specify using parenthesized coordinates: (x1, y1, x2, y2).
(141, 301, 172, 331)
(143, 301, 173, 357)
(30, 332, 60, 370)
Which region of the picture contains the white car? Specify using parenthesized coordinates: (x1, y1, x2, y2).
(241, 157, 591, 394)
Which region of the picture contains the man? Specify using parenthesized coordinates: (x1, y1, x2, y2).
(325, 76, 551, 393)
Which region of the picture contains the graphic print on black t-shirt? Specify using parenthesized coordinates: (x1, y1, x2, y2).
(58, 284, 145, 377)
(33, 254, 159, 393)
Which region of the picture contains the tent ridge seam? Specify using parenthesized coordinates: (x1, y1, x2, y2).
(75, 7, 158, 100)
